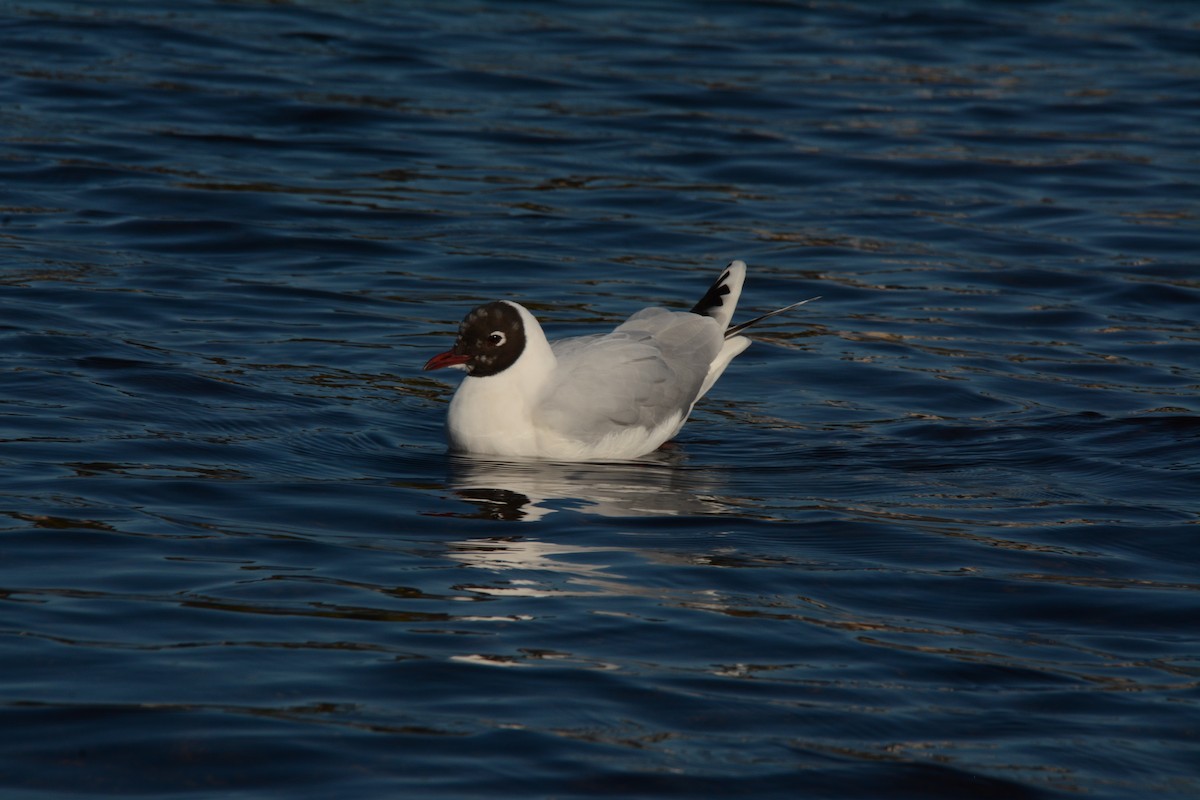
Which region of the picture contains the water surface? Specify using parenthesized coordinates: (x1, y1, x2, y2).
(1, 1, 1198, 798)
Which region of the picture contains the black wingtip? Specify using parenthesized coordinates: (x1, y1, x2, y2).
(690, 268, 733, 318)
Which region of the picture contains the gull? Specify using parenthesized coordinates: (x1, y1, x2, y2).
(423, 260, 817, 461)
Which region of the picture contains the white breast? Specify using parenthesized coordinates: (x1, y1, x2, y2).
(446, 366, 542, 457)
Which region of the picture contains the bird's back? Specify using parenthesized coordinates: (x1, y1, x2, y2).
(538, 308, 724, 448)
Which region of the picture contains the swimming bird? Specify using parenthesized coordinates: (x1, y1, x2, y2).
(423, 260, 817, 461)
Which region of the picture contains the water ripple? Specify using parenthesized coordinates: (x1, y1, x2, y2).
(2, 1, 1198, 798)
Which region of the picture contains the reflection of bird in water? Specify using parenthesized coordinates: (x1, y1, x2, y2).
(445, 535, 621, 584)
(443, 452, 730, 521)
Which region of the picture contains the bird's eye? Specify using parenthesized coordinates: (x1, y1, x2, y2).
(487, 331, 506, 346)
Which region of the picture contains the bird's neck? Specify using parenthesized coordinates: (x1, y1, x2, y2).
(446, 319, 557, 457)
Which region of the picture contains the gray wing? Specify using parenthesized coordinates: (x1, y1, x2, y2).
(538, 308, 724, 444)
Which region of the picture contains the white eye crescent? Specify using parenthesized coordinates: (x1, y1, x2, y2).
(487, 331, 506, 346)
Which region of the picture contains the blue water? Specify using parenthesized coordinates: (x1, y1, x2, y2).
(2, 1, 1198, 797)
